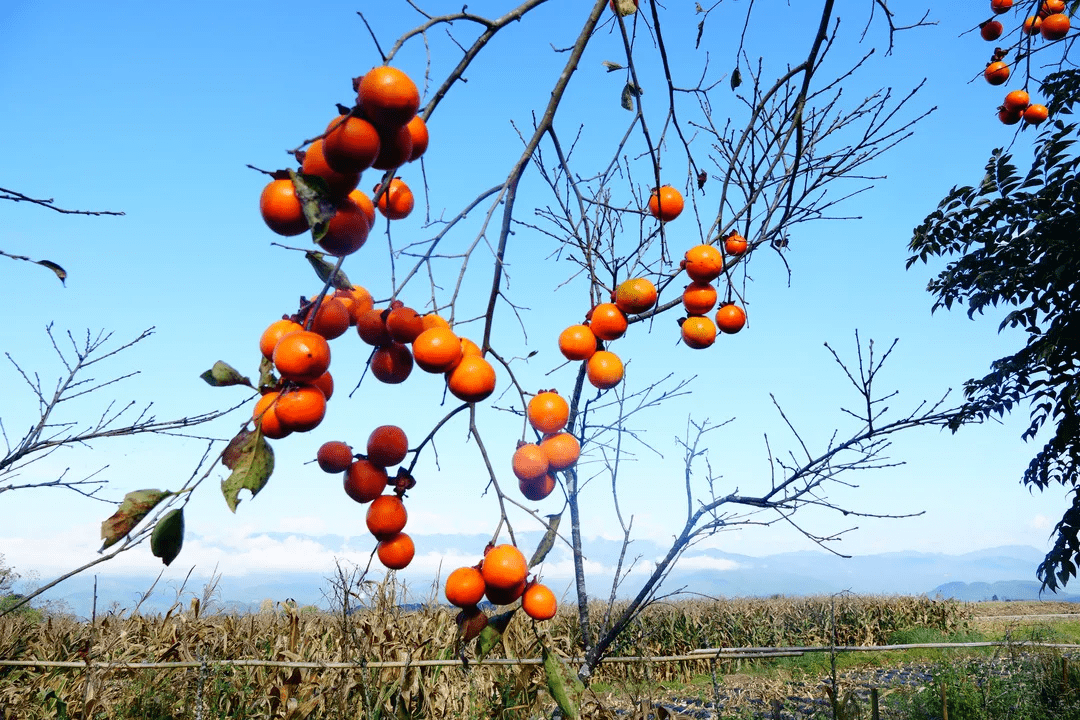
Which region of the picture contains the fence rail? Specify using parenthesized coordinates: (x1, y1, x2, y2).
(4, 640, 1078, 671)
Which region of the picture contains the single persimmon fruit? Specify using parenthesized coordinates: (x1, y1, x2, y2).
(372, 124, 414, 171)
(587, 351, 624, 390)
(682, 244, 724, 283)
(344, 459, 389, 504)
(253, 391, 289, 439)
(481, 544, 528, 591)
(485, 579, 526, 606)
(367, 425, 409, 468)
(357, 308, 393, 347)
(512, 443, 549, 482)
(405, 115, 429, 162)
(260, 178, 308, 236)
(681, 316, 717, 349)
(274, 385, 327, 433)
(984, 61, 1010, 86)
(589, 303, 628, 341)
(648, 185, 684, 222)
(413, 326, 462, 372)
(273, 331, 331, 383)
(377, 532, 415, 570)
(1023, 16, 1042, 35)
(724, 233, 748, 256)
(1041, 13, 1070, 40)
(366, 495, 408, 540)
(323, 114, 380, 173)
(1040, 0, 1066, 16)
(336, 284, 375, 325)
(421, 313, 451, 331)
(317, 441, 354, 473)
(386, 303, 425, 343)
(447, 355, 496, 402)
(1024, 104, 1049, 125)
(980, 20, 1003, 41)
(1004, 89, 1030, 112)
(371, 343, 414, 384)
(304, 295, 351, 340)
(682, 282, 718, 316)
(445, 566, 486, 608)
(715, 303, 747, 334)
(528, 391, 570, 434)
(559, 324, 598, 361)
(312, 370, 334, 400)
(991, 0, 1013, 13)
(522, 582, 557, 620)
(319, 190, 372, 257)
(613, 277, 658, 315)
(540, 432, 580, 470)
(375, 178, 415, 220)
(999, 107, 1024, 125)
(356, 66, 420, 128)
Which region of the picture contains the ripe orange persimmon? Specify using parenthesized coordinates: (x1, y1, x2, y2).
(344, 459, 389, 504)
(1041, 0, 1066, 16)
(445, 566, 486, 608)
(559, 324, 598, 361)
(386, 303, 425, 343)
(301, 139, 361, 199)
(375, 178, 414, 220)
(260, 319, 303, 359)
(648, 185, 684, 222)
(589, 303, 628, 341)
(681, 316, 717, 349)
(984, 61, 1010, 86)
(304, 296, 351, 340)
(447, 355, 496, 402)
(528, 391, 570, 434)
(540, 432, 580, 470)
(445, 336, 483, 374)
(421, 313, 451, 331)
(715, 303, 747, 334)
(377, 532, 415, 570)
(682, 282, 718, 316)
(336, 285, 375, 325)
(613, 277, 657, 315)
(259, 178, 308, 236)
(357, 308, 393, 347)
(319, 191, 372, 257)
(357, 66, 420, 129)
(980, 20, 1003, 41)
(371, 343, 414, 384)
(323, 114, 380, 173)
(724, 233, 748, 256)
(253, 391, 289, 439)
(413, 327, 462, 372)
(682, 244, 724, 283)
(405, 115, 429, 162)
(520, 472, 556, 501)
(1004, 90, 1030, 112)
(482, 544, 528, 591)
(312, 370, 334, 400)
(991, 0, 1013, 12)
(587, 351, 624, 389)
(1024, 104, 1049, 125)
(1041, 13, 1070, 39)
(274, 385, 327, 433)
(1023, 16, 1042, 35)
(274, 331, 331, 383)
(367, 425, 409, 468)
(512, 443, 549, 482)
(522, 582, 557, 620)
(317, 441, 354, 473)
(366, 495, 408, 540)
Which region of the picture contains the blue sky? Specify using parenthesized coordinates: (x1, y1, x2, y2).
(1, 1, 1069, 599)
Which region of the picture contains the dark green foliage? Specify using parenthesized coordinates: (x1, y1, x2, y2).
(909, 68, 1080, 592)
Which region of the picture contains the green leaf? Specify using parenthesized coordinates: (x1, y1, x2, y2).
(529, 513, 561, 568)
(151, 509, 184, 566)
(257, 356, 278, 392)
(305, 251, 352, 290)
(100, 489, 172, 550)
(290, 170, 336, 242)
(200, 361, 252, 388)
(221, 429, 275, 512)
(543, 642, 584, 720)
(475, 608, 516, 661)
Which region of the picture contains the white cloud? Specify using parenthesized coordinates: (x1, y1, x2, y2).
(1032, 514, 1052, 531)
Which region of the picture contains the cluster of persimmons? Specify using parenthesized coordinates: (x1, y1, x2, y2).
(248, 35, 756, 619)
(981, 0, 1071, 125)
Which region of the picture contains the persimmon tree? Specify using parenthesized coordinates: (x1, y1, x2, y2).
(6, 0, 963, 713)
(908, 0, 1079, 592)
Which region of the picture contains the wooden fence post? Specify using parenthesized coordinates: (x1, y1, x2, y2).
(941, 683, 948, 720)
(870, 687, 879, 720)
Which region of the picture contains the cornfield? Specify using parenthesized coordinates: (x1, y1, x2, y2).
(0, 581, 970, 719)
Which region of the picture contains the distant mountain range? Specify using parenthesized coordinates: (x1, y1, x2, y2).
(17, 534, 1065, 618)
